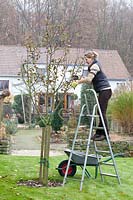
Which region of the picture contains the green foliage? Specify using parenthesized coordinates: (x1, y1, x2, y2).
(3, 103, 13, 118)
(51, 100, 63, 132)
(3, 118, 18, 134)
(109, 91, 133, 134)
(71, 93, 78, 100)
(12, 94, 31, 124)
(12, 95, 22, 115)
(37, 115, 52, 128)
(80, 84, 96, 125)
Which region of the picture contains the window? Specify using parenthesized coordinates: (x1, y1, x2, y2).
(0, 80, 9, 91)
(39, 93, 53, 113)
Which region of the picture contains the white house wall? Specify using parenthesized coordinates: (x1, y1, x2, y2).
(72, 80, 127, 99)
(0, 76, 26, 95)
(0, 76, 128, 99)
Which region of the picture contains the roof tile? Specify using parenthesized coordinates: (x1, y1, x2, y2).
(0, 46, 130, 79)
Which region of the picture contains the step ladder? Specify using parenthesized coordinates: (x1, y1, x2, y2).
(63, 89, 121, 191)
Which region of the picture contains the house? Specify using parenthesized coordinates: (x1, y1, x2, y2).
(0, 45, 131, 110)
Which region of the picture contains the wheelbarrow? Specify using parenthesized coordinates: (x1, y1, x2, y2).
(57, 149, 101, 179)
(57, 149, 124, 179)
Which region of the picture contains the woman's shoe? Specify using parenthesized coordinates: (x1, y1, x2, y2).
(91, 133, 101, 140)
(93, 134, 106, 141)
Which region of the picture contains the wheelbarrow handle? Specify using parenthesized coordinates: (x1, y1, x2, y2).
(100, 153, 125, 163)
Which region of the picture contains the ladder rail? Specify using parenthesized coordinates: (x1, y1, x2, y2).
(87, 89, 121, 184)
(94, 140, 104, 181)
(63, 104, 86, 186)
(84, 92, 104, 182)
(80, 104, 97, 191)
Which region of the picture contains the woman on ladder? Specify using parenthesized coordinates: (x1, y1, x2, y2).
(72, 50, 112, 141)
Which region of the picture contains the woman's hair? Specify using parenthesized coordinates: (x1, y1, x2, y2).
(84, 50, 99, 59)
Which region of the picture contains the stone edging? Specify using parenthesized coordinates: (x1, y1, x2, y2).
(67, 130, 133, 157)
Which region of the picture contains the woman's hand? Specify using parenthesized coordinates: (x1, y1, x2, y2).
(78, 77, 86, 84)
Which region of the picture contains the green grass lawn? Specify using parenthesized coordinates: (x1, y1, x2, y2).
(0, 155, 132, 200)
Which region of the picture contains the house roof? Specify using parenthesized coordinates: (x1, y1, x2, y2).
(0, 45, 131, 80)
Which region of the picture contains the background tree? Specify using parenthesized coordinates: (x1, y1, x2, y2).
(95, 0, 133, 75)
(0, 0, 132, 75)
(0, 0, 20, 44)
(13, 0, 80, 46)
(12, 94, 32, 124)
(51, 94, 63, 133)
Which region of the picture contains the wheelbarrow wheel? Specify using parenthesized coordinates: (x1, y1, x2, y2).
(58, 160, 77, 177)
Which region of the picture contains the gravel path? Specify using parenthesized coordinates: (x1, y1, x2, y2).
(11, 129, 67, 156)
(11, 149, 65, 156)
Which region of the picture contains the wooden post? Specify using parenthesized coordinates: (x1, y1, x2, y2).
(39, 126, 51, 186)
(43, 125, 51, 186)
(39, 127, 45, 183)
